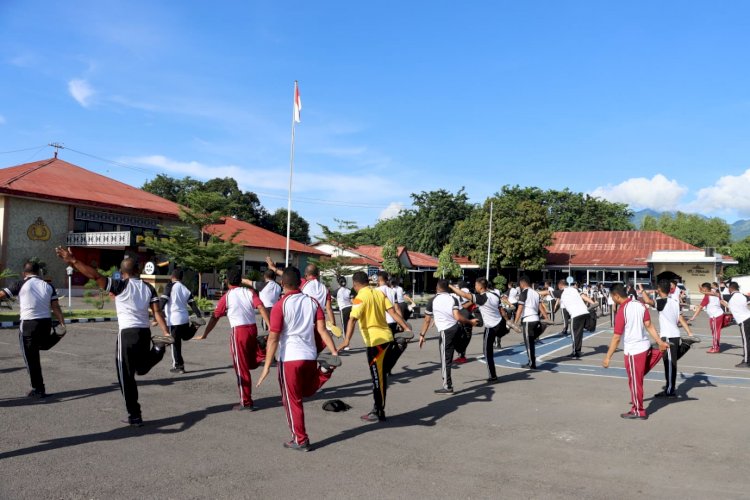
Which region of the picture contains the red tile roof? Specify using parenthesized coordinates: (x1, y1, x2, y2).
(0, 157, 181, 218)
(453, 255, 477, 267)
(205, 217, 325, 255)
(350, 245, 407, 264)
(546, 231, 699, 268)
(407, 250, 439, 268)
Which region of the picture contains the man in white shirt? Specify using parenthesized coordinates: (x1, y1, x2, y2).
(514, 276, 548, 369)
(55, 247, 173, 427)
(336, 277, 353, 350)
(197, 268, 271, 411)
(721, 282, 750, 367)
(266, 258, 337, 329)
(642, 280, 697, 398)
(377, 271, 403, 335)
(256, 266, 340, 452)
(551, 280, 596, 359)
(690, 282, 725, 353)
(603, 284, 669, 420)
(0, 261, 67, 398)
(419, 280, 477, 395)
(159, 268, 203, 374)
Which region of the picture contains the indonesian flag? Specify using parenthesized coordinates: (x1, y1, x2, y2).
(293, 82, 302, 123)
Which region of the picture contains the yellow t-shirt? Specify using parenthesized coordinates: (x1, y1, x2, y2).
(350, 286, 394, 347)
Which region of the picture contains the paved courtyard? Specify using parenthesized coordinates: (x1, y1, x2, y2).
(1, 313, 749, 499)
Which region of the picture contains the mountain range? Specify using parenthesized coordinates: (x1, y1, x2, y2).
(630, 209, 750, 241)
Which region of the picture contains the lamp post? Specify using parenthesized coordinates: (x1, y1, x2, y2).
(65, 265, 74, 309)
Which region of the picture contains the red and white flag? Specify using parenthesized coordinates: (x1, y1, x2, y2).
(293, 82, 302, 123)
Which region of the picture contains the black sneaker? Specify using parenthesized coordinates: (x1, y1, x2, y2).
(394, 330, 414, 342)
(121, 417, 144, 427)
(283, 440, 311, 452)
(434, 387, 454, 395)
(152, 335, 175, 348)
(189, 315, 206, 326)
(486, 377, 498, 384)
(735, 362, 750, 368)
(681, 336, 701, 345)
(521, 363, 537, 370)
(233, 403, 256, 411)
(620, 412, 647, 420)
(170, 366, 185, 374)
(317, 352, 342, 371)
(26, 388, 46, 399)
(654, 391, 677, 398)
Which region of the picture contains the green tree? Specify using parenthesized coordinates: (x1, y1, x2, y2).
(269, 208, 311, 244)
(724, 236, 750, 278)
(311, 219, 362, 285)
(142, 174, 202, 204)
(403, 188, 473, 255)
(434, 245, 461, 279)
(639, 212, 732, 248)
(381, 239, 404, 277)
(451, 188, 553, 271)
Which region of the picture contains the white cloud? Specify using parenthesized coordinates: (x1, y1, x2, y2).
(0, 115, 6, 125)
(379, 202, 404, 220)
(68, 79, 95, 107)
(590, 174, 687, 211)
(693, 168, 750, 217)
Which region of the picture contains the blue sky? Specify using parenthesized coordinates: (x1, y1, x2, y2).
(2, 0, 750, 236)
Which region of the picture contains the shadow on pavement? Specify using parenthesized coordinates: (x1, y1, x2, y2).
(0, 403, 234, 460)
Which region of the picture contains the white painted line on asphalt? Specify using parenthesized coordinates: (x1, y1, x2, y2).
(537, 329, 608, 361)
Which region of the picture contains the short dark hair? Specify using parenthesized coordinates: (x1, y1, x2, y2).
(121, 257, 139, 275)
(436, 279, 449, 292)
(475, 277, 490, 289)
(171, 268, 184, 280)
(264, 269, 276, 280)
(23, 261, 40, 274)
(458, 280, 469, 289)
(282, 266, 301, 289)
(728, 281, 740, 292)
(352, 271, 369, 285)
(701, 282, 712, 290)
(390, 277, 400, 287)
(519, 275, 531, 286)
(610, 283, 627, 298)
(657, 279, 670, 294)
(226, 267, 242, 286)
(377, 271, 389, 282)
(557, 279, 566, 287)
(304, 264, 319, 278)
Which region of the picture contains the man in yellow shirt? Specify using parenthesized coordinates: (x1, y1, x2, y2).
(339, 271, 412, 422)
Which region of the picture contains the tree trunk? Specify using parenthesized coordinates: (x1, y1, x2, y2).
(198, 272, 203, 299)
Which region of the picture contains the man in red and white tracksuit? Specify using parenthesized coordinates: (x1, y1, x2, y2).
(603, 283, 669, 420)
(256, 266, 340, 451)
(197, 268, 270, 411)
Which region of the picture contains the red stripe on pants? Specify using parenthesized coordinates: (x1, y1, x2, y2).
(278, 359, 333, 444)
(229, 324, 264, 407)
(624, 348, 663, 417)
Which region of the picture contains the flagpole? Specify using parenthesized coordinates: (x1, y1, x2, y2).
(285, 81, 298, 267)
(485, 201, 493, 280)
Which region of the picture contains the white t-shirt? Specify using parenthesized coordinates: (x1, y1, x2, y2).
(301, 278, 330, 310)
(3, 275, 58, 321)
(700, 294, 724, 319)
(472, 290, 503, 328)
(378, 284, 398, 324)
(270, 291, 323, 362)
(258, 280, 282, 309)
(106, 278, 158, 330)
(337, 287, 353, 309)
(214, 287, 262, 328)
(656, 296, 681, 339)
(507, 287, 520, 305)
(614, 298, 652, 355)
(727, 292, 750, 323)
(162, 280, 194, 326)
(518, 287, 541, 323)
(559, 287, 589, 318)
(394, 286, 405, 304)
(426, 292, 459, 332)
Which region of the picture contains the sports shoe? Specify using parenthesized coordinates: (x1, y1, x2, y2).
(735, 362, 750, 368)
(26, 388, 46, 399)
(283, 440, 311, 452)
(170, 366, 185, 374)
(508, 322, 521, 333)
(151, 335, 175, 348)
(394, 330, 414, 342)
(486, 377, 498, 384)
(588, 303, 600, 312)
(360, 411, 386, 423)
(189, 315, 206, 326)
(453, 356, 468, 364)
(317, 352, 342, 371)
(233, 403, 256, 411)
(707, 347, 719, 353)
(342, 346, 351, 351)
(654, 391, 677, 398)
(521, 363, 537, 370)
(121, 417, 144, 427)
(681, 336, 700, 345)
(620, 412, 647, 420)
(434, 387, 454, 395)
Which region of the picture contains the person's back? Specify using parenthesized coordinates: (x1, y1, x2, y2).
(617, 298, 651, 355)
(220, 286, 261, 327)
(163, 280, 193, 327)
(7, 275, 56, 320)
(352, 286, 393, 346)
(276, 292, 319, 361)
(301, 277, 328, 309)
(560, 286, 588, 318)
(108, 277, 157, 329)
